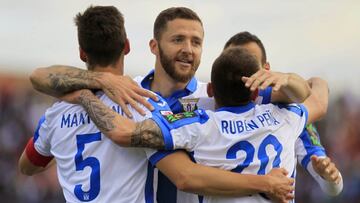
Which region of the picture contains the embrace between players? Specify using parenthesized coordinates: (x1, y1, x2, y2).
(19, 5, 343, 203)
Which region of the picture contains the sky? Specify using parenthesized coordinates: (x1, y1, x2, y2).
(0, 0, 359, 96)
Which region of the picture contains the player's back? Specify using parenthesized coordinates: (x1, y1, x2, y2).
(203, 103, 305, 202)
(158, 102, 307, 203)
(34, 92, 154, 203)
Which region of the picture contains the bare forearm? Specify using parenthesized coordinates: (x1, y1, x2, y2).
(18, 151, 54, 176)
(280, 73, 311, 103)
(307, 161, 343, 196)
(30, 65, 106, 97)
(156, 152, 269, 196)
(179, 164, 269, 196)
(307, 77, 329, 115)
(78, 90, 132, 144)
(78, 90, 165, 148)
(303, 77, 329, 123)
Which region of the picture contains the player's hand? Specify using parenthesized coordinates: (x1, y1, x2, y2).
(265, 168, 294, 203)
(242, 69, 290, 92)
(98, 74, 159, 118)
(311, 155, 342, 184)
(59, 89, 91, 104)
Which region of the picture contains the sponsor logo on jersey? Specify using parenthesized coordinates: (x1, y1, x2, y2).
(160, 110, 173, 116)
(179, 98, 199, 112)
(163, 111, 197, 123)
(306, 124, 322, 147)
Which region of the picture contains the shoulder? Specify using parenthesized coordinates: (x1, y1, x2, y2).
(161, 109, 210, 128)
(45, 101, 80, 118)
(274, 103, 307, 117)
(190, 80, 208, 97)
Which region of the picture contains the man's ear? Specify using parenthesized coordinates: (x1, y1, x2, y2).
(79, 47, 87, 62)
(149, 39, 158, 55)
(207, 82, 214, 97)
(264, 62, 270, 70)
(124, 38, 130, 55)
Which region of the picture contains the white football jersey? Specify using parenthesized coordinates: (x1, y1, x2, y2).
(134, 74, 213, 203)
(135, 72, 324, 203)
(33, 92, 161, 203)
(152, 102, 308, 203)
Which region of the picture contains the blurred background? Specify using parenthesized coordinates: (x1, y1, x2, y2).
(0, 0, 359, 202)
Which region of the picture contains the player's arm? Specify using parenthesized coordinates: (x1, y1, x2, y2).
(60, 89, 164, 148)
(30, 65, 157, 117)
(302, 77, 329, 124)
(19, 151, 55, 175)
(18, 138, 54, 176)
(309, 155, 343, 196)
(305, 77, 328, 119)
(296, 126, 343, 196)
(295, 78, 341, 195)
(154, 151, 294, 202)
(30, 65, 105, 97)
(242, 69, 311, 103)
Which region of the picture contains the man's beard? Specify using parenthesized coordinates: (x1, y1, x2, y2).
(158, 45, 198, 83)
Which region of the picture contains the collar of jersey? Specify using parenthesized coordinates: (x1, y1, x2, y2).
(140, 69, 198, 95)
(215, 102, 255, 113)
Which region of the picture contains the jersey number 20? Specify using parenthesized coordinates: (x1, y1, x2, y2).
(226, 134, 283, 175)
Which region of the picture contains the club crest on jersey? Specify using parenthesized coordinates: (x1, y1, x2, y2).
(306, 124, 322, 147)
(163, 111, 197, 123)
(179, 98, 199, 112)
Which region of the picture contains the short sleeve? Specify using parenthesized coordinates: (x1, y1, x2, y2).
(296, 124, 326, 169)
(144, 148, 178, 166)
(33, 115, 52, 157)
(26, 115, 53, 167)
(151, 110, 210, 151)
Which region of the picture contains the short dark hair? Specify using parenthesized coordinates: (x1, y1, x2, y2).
(224, 31, 267, 65)
(75, 6, 126, 69)
(211, 47, 260, 107)
(153, 7, 202, 40)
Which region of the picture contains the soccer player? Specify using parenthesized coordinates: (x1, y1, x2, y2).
(19, 6, 297, 203)
(18, 6, 161, 202)
(62, 47, 328, 202)
(29, 7, 312, 202)
(223, 31, 343, 195)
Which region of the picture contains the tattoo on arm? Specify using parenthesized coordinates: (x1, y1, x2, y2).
(131, 119, 165, 149)
(79, 91, 116, 132)
(79, 90, 164, 149)
(48, 70, 102, 94)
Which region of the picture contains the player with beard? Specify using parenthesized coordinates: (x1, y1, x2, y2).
(29, 7, 313, 203)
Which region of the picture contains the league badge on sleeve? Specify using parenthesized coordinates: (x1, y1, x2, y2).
(306, 124, 323, 147)
(179, 98, 199, 112)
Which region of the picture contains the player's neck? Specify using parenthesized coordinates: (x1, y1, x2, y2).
(151, 64, 188, 97)
(92, 57, 124, 76)
(215, 100, 252, 110)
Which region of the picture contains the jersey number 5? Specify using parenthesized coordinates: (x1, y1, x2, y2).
(226, 134, 283, 175)
(74, 132, 101, 201)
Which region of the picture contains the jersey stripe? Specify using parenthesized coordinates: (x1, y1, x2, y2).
(299, 130, 326, 168)
(145, 162, 154, 203)
(33, 115, 46, 142)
